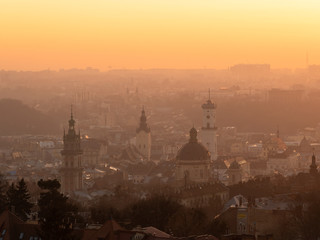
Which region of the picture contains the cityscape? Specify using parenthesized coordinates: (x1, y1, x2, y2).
(1, 1, 320, 240)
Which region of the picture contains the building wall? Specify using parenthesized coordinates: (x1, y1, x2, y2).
(136, 131, 151, 161)
(176, 161, 210, 184)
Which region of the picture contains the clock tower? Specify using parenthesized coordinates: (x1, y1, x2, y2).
(200, 90, 217, 160)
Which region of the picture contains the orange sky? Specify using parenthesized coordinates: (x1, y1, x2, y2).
(0, 0, 320, 70)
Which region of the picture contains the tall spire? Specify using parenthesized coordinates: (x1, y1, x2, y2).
(69, 105, 75, 130)
(277, 125, 279, 138)
(136, 106, 150, 133)
(62, 107, 82, 155)
(310, 152, 318, 175)
(202, 89, 215, 109)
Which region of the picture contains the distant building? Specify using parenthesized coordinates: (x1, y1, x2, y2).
(175, 127, 211, 186)
(136, 107, 151, 161)
(200, 94, 218, 160)
(227, 160, 242, 185)
(218, 194, 293, 239)
(81, 138, 108, 167)
(60, 109, 83, 194)
(268, 88, 304, 105)
(174, 182, 229, 208)
(230, 64, 270, 76)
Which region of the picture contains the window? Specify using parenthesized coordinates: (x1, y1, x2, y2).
(19, 233, 24, 239)
(1, 230, 5, 236)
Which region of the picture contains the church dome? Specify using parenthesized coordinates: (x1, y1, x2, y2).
(176, 127, 210, 161)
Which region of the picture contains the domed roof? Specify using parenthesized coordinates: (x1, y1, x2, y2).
(176, 127, 210, 161)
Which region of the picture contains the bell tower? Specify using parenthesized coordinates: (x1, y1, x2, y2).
(60, 107, 83, 194)
(200, 89, 217, 160)
(136, 107, 151, 161)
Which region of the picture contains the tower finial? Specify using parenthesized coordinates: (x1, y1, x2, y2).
(277, 125, 279, 138)
(71, 104, 73, 119)
(209, 88, 211, 100)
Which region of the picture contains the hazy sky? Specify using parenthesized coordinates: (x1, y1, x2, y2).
(1, 0, 320, 70)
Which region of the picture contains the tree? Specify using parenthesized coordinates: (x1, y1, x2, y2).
(0, 174, 8, 213)
(168, 207, 208, 237)
(125, 195, 181, 231)
(37, 179, 78, 240)
(7, 178, 33, 221)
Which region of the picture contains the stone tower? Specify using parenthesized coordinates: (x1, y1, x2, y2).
(200, 90, 218, 160)
(310, 153, 318, 175)
(136, 107, 151, 161)
(60, 108, 83, 194)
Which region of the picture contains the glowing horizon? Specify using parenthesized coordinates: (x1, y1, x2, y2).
(1, 0, 320, 71)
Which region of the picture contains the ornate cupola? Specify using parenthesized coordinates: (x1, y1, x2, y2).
(61, 108, 82, 156)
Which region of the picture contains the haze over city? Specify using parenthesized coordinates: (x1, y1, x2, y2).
(1, 1, 320, 240)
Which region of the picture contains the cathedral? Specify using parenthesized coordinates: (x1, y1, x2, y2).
(60, 109, 83, 194)
(175, 127, 211, 186)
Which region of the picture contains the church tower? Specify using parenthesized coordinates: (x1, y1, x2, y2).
(200, 90, 217, 160)
(310, 153, 318, 175)
(60, 108, 83, 194)
(136, 107, 151, 161)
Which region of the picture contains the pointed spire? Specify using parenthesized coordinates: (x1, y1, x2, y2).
(202, 89, 215, 109)
(69, 105, 75, 130)
(277, 125, 280, 138)
(136, 106, 150, 133)
(189, 127, 198, 143)
(71, 104, 73, 120)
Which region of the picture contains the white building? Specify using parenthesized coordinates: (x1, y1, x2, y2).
(200, 95, 218, 160)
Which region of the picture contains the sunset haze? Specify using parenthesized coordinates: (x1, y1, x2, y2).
(1, 0, 320, 70)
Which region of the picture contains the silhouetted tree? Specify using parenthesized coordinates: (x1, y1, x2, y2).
(7, 178, 33, 221)
(0, 174, 7, 213)
(125, 195, 181, 230)
(37, 179, 77, 240)
(168, 207, 207, 236)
